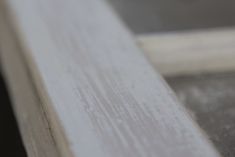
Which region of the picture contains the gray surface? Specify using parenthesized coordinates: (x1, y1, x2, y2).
(166, 73, 235, 157)
(107, 0, 235, 33)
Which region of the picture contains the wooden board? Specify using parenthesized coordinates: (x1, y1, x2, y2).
(0, 0, 220, 157)
(0, 5, 59, 157)
(139, 28, 235, 76)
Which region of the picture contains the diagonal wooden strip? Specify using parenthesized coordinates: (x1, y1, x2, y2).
(0, 0, 220, 157)
(138, 28, 235, 76)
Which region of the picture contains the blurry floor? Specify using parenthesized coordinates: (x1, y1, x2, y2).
(167, 73, 235, 157)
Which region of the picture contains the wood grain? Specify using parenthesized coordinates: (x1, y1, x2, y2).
(0, 0, 220, 157)
(139, 28, 235, 76)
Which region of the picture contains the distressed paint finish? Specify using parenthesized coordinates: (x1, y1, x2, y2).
(1, 0, 220, 157)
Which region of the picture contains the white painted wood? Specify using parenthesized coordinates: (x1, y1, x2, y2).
(0, 7, 59, 157)
(138, 28, 235, 76)
(0, 0, 220, 157)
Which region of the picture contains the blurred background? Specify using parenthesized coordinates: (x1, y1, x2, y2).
(2, 0, 235, 156)
(108, 0, 235, 33)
